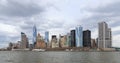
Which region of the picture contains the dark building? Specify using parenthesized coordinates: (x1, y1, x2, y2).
(71, 30, 76, 47)
(52, 35, 57, 39)
(83, 30, 91, 47)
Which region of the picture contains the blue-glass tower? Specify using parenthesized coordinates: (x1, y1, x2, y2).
(33, 25, 37, 46)
(45, 31, 49, 43)
(75, 25, 83, 47)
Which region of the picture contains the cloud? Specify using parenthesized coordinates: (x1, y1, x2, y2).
(0, 0, 120, 48)
(80, 1, 120, 47)
(0, 0, 44, 17)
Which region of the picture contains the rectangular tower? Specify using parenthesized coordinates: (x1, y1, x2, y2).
(21, 32, 28, 49)
(45, 31, 49, 47)
(33, 25, 37, 47)
(83, 30, 91, 47)
(98, 22, 112, 48)
(75, 26, 83, 47)
(71, 30, 76, 47)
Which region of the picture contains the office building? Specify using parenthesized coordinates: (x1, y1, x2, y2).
(36, 33, 46, 48)
(51, 35, 59, 48)
(71, 30, 76, 47)
(33, 25, 37, 47)
(98, 22, 112, 48)
(67, 33, 71, 47)
(83, 30, 91, 47)
(75, 26, 83, 47)
(21, 32, 29, 49)
(59, 35, 67, 48)
(45, 31, 49, 47)
(91, 39, 97, 48)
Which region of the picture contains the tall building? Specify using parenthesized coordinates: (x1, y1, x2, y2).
(66, 33, 71, 47)
(108, 28, 112, 48)
(36, 33, 46, 49)
(33, 25, 37, 47)
(75, 26, 83, 47)
(45, 31, 49, 47)
(21, 32, 28, 49)
(98, 22, 112, 48)
(8, 42, 13, 50)
(51, 35, 59, 48)
(83, 30, 91, 47)
(91, 39, 97, 48)
(71, 30, 76, 47)
(96, 38, 98, 48)
(59, 35, 67, 48)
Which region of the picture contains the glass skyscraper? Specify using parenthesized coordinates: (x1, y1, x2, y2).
(75, 25, 83, 47)
(33, 25, 37, 46)
(45, 31, 49, 43)
(67, 33, 71, 47)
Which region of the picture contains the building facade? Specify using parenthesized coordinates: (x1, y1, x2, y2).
(51, 35, 59, 48)
(67, 33, 71, 47)
(91, 39, 97, 48)
(45, 31, 49, 47)
(75, 26, 83, 47)
(83, 30, 91, 47)
(33, 25, 37, 47)
(21, 32, 29, 49)
(36, 33, 46, 48)
(71, 30, 76, 47)
(98, 22, 112, 48)
(59, 35, 67, 48)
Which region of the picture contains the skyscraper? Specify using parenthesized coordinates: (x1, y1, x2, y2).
(33, 25, 37, 47)
(67, 33, 71, 47)
(51, 35, 59, 48)
(98, 22, 112, 48)
(21, 32, 28, 49)
(45, 31, 49, 47)
(71, 30, 76, 47)
(91, 39, 97, 48)
(83, 30, 91, 47)
(108, 28, 112, 48)
(75, 26, 83, 47)
(59, 35, 67, 48)
(36, 33, 46, 48)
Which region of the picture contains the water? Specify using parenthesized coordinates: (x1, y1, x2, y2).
(0, 51, 120, 63)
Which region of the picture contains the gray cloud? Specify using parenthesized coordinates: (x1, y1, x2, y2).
(0, 0, 44, 17)
(92, 2, 120, 14)
(75, 1, 120, 40)
(0, 0, 120, 48)
(80, 1, 120, 29)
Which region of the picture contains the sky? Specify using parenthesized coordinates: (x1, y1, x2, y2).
(0, 0, 120, 48)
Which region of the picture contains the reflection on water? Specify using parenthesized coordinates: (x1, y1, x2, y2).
(0, 51, 120, 63)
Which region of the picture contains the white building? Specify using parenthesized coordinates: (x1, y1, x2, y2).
(98, 22, 112, 48)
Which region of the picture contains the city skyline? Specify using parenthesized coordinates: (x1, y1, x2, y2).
(0, 0, 120, 48)
(7, 22, 111, 50)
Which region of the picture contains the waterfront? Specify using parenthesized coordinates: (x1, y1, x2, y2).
(0, 51, 120, 63)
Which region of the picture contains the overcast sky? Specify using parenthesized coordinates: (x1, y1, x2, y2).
(0, 0, 120, 48)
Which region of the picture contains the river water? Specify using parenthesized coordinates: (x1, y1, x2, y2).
(0, 51, 120, 63)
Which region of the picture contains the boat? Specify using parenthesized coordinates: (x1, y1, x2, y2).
(32, 49, 46, 52)
(12, 48, 29, 51)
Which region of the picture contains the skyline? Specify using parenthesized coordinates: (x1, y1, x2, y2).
(0, 0, 120, 48)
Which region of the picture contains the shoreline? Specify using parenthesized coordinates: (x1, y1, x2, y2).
(0, 48, 117, 52)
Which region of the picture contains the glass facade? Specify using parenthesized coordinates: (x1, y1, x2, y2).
(75, 26, 83, 47)
(45, 31, 49, 43)
(33, 25, 37, 45)
(71, 30, 76, 47)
